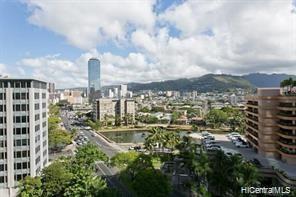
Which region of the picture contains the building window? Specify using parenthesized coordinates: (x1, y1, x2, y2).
(42, 93, 46, 99)
(22, 139, 28, 146)
(0, 140, 7, 147)
(0, 105, 6, 112)
(22, 127, 28, 134)
(14, 151, 22, 158)
(42, 103, 46, 109)
(35, 125, 40, 132)
(42, 121, 46, 128)
(35, 103, 39, 110)
(0, 176, 5, 183)
(21, 93, 28, 100)
(0, 93, 5, 100)
(42, 112, 46, 118)
(0, 129, 6, 136)
(14, 116, 20, 123)
(0, 117, 6, 124)
(35, 114, 40, 121)
(0, 152, 7, 159)
(13, 93, 21, 100)
(35, 156, 40, 165)
(34, 93, 39, 99)
(13, 104, 21, 111)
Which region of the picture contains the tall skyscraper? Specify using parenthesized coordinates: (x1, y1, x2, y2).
(88, 58, 101, 103)
(0, 79, 48, 196)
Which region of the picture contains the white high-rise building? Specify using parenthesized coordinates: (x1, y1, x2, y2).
(0, 79, 48, 197)
(120, 84, 127, 98)
(230, 93, 238, 106)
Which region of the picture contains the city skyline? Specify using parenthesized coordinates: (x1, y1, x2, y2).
(0, 0, 296, 89)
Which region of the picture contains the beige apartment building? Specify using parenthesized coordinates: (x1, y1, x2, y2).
(246, 88, 296, 164)
(96, 99, 135, 124)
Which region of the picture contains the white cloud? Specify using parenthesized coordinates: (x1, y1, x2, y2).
(0, 64, 8, 76)
(18, 0, 296, 88)
(25, 0, 156, 50)
(159, 0, 296, 74)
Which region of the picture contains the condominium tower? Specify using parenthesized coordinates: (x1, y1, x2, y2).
(88, 58, 101, 103)
(0, 79, 48, 196)
(96, 98, 135, 124)
(246, 88, 296, 164)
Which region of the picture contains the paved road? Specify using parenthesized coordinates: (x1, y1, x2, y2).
(60, 110, 132, 196)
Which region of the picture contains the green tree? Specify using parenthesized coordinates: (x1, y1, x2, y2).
(111, 151, 139, 170)
(205, 109, 228, 128)
(144, 127, 165, 151)
(115, 115, 121, 127)
(171, 111, 181, 124)
(41, 161, 72, 197)
(18, 176, 42, 197)
(75, 143, 108, 166)
(132, 169, 171, 197)
(48, 129, 72, 152)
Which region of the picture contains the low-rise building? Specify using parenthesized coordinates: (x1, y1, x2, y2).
(96, 99, 135, 124)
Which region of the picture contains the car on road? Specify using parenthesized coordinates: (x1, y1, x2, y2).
(234, 141, 249, 148)
(251, 158, 262, 167)
(201, 131, 211, 137)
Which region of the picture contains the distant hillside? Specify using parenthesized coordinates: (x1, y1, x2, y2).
(127, 73, 295, 92)
(242, 73, 296, 87)
(128, 74, 254, 92)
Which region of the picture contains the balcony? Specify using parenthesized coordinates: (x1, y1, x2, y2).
(278, 139, 296, 148)
(246, 101, 258, 107)
(279, 103, 294, 108)
(246, 128, 259, 138)
(278, 121, 296, 129)
(246, 134, 258, 146)
(246, 115, 259, 122)
(247, 122, 259, 131)
(246, 108, 258, 114)
(278, 112, 296, 117)
(277, 130, 296, 139)
(278, 147, 296, 157)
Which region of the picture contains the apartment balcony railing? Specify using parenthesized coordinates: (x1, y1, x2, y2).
(246, 109, 259, 114)
(246, 116, 259, 122)
(279, 103, 294, 108)
(278, 122, 296, 127)
(246, 101, 258, 106)
(278, 129, 296, 137)
(246, 135, 258, 146)
(247, 123, 259, 130)
(278, 147, 296, 155)
(278, 139, 296, 147)
(278, 112, 296, 117)
(246, 128, 259, 138)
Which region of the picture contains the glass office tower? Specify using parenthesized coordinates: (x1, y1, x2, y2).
(88, 58, 101, 103)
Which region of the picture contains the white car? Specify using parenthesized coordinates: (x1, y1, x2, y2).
(201, 132, 210, 137)
(235, 142, 249, 148)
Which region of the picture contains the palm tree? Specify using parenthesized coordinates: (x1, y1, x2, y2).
(163, 132, 180, 151)
(144, 127, 165, 152)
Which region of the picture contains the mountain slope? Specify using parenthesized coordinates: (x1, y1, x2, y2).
(128, 74, 254, 92)
(242, 73, 296, 87)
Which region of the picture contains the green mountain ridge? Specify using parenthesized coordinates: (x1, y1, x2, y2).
(128, 73, 295, 92)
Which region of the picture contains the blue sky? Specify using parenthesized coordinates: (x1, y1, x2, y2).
(0, 0, 295, 88)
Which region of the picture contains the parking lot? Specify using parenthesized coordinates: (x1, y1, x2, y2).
(191, 132, 296, 178)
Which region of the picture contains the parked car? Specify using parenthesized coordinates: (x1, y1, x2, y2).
(204, 135, 215, 140)
(201, 131, 211, 137)
(234, 141, 248, 148)
(251, 158, 262, 167)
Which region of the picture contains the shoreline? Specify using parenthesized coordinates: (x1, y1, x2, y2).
(96, 125, 230, 134)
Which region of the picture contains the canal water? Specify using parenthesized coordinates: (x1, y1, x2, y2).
(101, 130, 190, 143)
